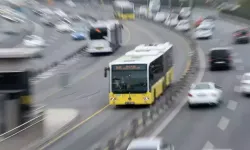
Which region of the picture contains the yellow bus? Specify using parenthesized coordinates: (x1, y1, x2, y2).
(112, 0, 135, 20)
(104, 42, 174, 106)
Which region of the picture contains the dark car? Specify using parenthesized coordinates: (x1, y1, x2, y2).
(232, 28, 250, 44)
(204, 15, 216, 20)
(208, 47, 233, 70)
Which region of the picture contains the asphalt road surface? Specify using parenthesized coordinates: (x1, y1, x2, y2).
(151, 8, 250, 150)
(27, 4, 191, 150)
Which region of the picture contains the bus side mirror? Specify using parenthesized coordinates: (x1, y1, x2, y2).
(104, 67, 109, 78)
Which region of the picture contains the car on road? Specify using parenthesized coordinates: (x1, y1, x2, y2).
(65, 0, 76, 7)
(195, 26, 213, 39)
(232, 28, 250, 44)
(23, 35, 46, 47)
(56, 21, 72, 32)
(41, 8, 54, 15)
(69, 14, 82, 22)
(71, 32, 86, 40)
(32, 8, 43, 16)
(208, 47, 233, 70)
(179, 7, 191, 18)
(198, 19, 215, 30)
(240, 73, 250, 95)
(188, 82, 223, 107)
(204, 15, 216, 20)
(127, 138, 175, 150)
(175, 19, 190, 31)
(138, 5, 147, 16)
(40, 16, 55, 26)
(54, 8, 67, 18)
(164, 14, 179, 27)
(153, 12, 166, 22)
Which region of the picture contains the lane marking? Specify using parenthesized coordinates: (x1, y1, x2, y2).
(234, 58, 242, 63)
(202, 141, 214, 150)
(38, 104, 110, 150)
(217, 116, 230, 131)
(150, 47, 206, 137)
(227, 100, 238, 111)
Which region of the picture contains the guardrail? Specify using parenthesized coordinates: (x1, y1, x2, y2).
(0, 105, 45, 141)
(93, 11, 200, 150)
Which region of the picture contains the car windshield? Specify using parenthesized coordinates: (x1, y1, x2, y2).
(111, 64, 147, 93)
(210, 50, 229, 58)
(89, 27, 107, 40)
(193, 83, 211, 90)
(179, 21, 188, 25)
(25, 36, 34, 40)
(196, 28, 210, 31)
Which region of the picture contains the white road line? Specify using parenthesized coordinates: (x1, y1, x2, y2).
(202, 141, 214, 150)
(217, 116, 230, 131)
(236, 74, 242, 80)
(236, 66, 245, 71)
(234, 58, 243, 63)
(234, 86, 241, 93)
(150, 46, 206, 137)
(227, 100, 238, 111)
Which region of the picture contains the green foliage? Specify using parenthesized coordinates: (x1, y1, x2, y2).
(239, 0, 250, 9)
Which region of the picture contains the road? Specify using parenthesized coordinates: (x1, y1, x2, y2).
(27, 4, 191, 150)
(148, 8, 250, 150)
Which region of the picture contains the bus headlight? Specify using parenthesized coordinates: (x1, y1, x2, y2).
(143, 97, 149, 101)
(110, 97, 116, 101)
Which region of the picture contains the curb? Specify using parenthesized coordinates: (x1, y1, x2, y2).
(93, 16, 200, 150)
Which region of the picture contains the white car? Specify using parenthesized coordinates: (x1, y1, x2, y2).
(188, 82, 223, 107)
(195, 27, 213, 39)
(179, 7, 191, 18)
(138, 5, 148, 16)
(54, 8, 67, 18)
(240, 73, 250, 95)
(23, 35, 46, 47)
(65, 0, 76, 7)
(40, 8, 54, 15)
(153, 12, 166, 22)
(56, 22, 72, 32)
(164, 15, 179, 26)
(175, 20, 190, 31)
(199, 20, 215, 30)
(127, 138, 175, 150)
(147, 11, 154, 19)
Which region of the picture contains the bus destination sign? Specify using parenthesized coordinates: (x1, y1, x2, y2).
(112, 64, 146, 70)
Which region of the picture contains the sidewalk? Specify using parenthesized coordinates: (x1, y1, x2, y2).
(0, 109, 80, 150)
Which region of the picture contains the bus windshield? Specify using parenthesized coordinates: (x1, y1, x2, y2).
(122, 7, 134, 13)
(89, 27, 107, 40)
(111, 64, 147, 94)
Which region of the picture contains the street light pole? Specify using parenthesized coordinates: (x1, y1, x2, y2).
(168, 0, 172, 27)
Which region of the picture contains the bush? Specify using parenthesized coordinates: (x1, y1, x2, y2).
(221, 7, 250, 20)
